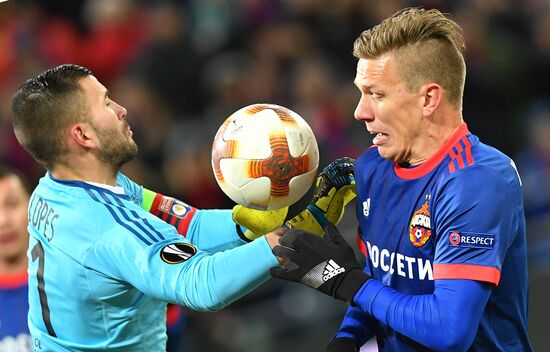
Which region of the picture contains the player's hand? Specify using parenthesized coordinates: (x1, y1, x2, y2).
(284, 157, 356, 236)
(270, 223, 369, 304)
(326, 338, 359, 352)
(232, 205, 288, 241)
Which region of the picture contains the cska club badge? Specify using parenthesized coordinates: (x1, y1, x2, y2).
(409, 200, 432, 247)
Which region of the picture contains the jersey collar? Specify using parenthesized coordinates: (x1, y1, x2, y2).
(47, 173, 126, 196)
(84, 181, 125, 194)
(394, 123, 470, 180)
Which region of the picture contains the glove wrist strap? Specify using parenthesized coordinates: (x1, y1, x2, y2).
(335, 268, 369, 304)
(306, 203, 328, 228)
(235, 224, 252, 242)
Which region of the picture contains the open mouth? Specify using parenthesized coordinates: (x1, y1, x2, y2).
(369, 131, 389, 145)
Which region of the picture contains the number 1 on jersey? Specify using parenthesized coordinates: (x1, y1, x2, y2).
(31, 241, 57, 337)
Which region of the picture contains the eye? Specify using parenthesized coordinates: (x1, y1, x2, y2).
(371, 92, 383, 100)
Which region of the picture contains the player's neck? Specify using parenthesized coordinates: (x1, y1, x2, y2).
(409, 113, 463, 166)
(50, 160, 118, 186)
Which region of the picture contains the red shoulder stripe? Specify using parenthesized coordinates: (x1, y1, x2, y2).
(433, 263, 500, 285)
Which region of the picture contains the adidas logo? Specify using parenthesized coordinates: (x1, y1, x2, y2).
(323, 259, 345, 281)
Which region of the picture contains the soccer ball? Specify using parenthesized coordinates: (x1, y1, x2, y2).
(211, 103, 319, 210)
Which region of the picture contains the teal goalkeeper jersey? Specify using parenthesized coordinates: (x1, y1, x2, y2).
(26, 173, 278, 351)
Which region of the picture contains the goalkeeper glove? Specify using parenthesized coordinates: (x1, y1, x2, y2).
(270, 223, 369, 304)
(326, 338, 359, 352)
(232, 205, 288, 241)
(284, 157, 356, 236)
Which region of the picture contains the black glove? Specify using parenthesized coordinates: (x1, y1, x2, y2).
(270, 223, 369, 304)
(326, 338, 359, 352)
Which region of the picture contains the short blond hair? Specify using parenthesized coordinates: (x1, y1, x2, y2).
(353, 8, 466, 108)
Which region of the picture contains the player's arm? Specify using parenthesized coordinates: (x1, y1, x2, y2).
(272, 225, 491, 351)
(88, 214, 284, 312)
(327, 296, 377, 351)
(117, 172, 286, 251)
(356, 278, 490, 351)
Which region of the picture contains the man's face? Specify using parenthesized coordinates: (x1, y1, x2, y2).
(79, 76, 138, 169)
(0, 175, 29, 262)
(353, 54, 425, 164)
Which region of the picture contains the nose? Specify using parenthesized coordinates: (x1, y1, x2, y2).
(354, 94, 374, 122)
(114, 102, 127, 120)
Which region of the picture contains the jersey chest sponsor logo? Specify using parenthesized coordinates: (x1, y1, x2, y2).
(409, 199, 432, 247)
(449, 232, 495, 249)
(365, 241, 433, 280)
(160, 243, 197, 264)
(159, 198, 192, 218)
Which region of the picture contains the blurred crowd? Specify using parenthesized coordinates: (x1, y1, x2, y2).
(0, 0, 548, 351)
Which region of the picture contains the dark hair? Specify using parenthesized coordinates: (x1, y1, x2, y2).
(12, 64, 92, 169)
(0, 165, 31, 195)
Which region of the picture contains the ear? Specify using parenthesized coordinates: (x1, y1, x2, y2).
(421, 83, 442, 117)
(69, 123, 98, 149)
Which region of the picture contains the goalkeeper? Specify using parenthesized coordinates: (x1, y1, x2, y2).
(11, 64, 357, 352)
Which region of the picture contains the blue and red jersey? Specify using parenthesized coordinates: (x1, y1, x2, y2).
(338, 124, 531, 351)
(0, 271, 32, 352)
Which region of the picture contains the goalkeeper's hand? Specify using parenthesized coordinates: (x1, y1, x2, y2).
(232, 205, 288, 241)
(270, 223, 370, 304)
(284, 157, 356, 236)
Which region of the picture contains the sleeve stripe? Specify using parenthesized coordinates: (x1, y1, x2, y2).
(85, 189, 152, 245)
(109, 192, 167, 243)
(98, 191, 163, 243)
(87, 189, 167, 245)
(141, 218, 167, 241)
(433, 263, 501, 285)
(107, 192, 166, 241)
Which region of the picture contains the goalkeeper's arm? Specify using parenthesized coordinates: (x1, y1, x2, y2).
(141, 188, 287, 250)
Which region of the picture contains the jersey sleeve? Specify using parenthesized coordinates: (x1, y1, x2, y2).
(118, 173, 245, 253)
(432, 162, 523, 285)
(185, 209, 247, 252)
(84, 211, 279, 312)
(353, 278, 492, 351)
(334, 299, 376, 346)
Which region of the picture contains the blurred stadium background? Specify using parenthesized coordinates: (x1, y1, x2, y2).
(0, 0, 548, 351)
